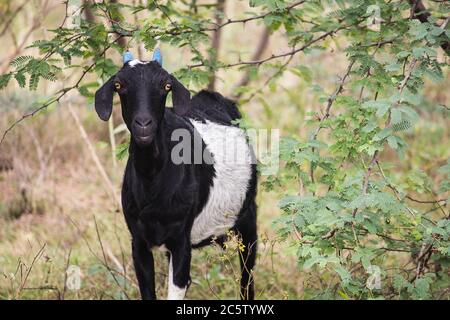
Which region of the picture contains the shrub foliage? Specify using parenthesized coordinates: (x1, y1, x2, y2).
(1, 0, 449, 299)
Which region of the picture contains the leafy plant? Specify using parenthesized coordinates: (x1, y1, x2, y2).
(0, 0, 448, 300)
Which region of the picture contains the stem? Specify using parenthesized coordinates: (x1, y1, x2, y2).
(108, 116, 117, 169)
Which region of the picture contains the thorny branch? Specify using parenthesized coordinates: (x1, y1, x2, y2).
(207, 0, 226, 91)
(0, 1, 340, 144)
(188, 26, 347, 69)
(0, 0, 57, 74)
(408, 0, 450, 55)
(207, 0, 306, 31)
(315, 51, 426, 245)
(309, 59, 355, 187)
(105, 0, 306, 37)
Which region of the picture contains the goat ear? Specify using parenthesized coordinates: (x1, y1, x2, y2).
(94, 76, 115, 121)
(170, 75, 190, 116)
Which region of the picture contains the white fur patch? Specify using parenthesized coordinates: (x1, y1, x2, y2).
(128, 59, 148, 67)
(189, 120, 252, 245)
(167, 256, 187, 300)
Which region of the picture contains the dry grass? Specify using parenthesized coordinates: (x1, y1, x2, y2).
(0, 0, 448, 301)
(0, 63, 448, 300)
(0, 106, 302, 300)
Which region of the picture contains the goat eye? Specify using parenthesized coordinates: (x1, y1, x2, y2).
(114, 82, 122, 91)
(164, 83, 172, 92)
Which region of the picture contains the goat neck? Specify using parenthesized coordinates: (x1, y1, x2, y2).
(129, 120, 168, 177)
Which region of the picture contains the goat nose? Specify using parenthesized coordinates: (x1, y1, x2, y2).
(135, 118, 152, 128)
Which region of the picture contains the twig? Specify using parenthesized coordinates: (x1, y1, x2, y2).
(316, 56, 422, 246)
(189, 26, 346, 69)
(61, 248, 72, 300)
(321, 228, 337, 240)
(113, 0, 306, 37)
(104, 0, 127, 48)
(408, 0, 449, 55)
(312, 60, 356, 141)
(413, 243, 433, 281)
(67, 102, 121, 209)
(0, 37, 122, 146)
(0, 1, 27, 37)
(377, 161, 417, 217)
(362, 152, 379, 195)
(0, 2, 55, 73)
(93, 216, 131, 299)
(398, 58, 417, 93)
(405, 195, 447, 204)
(310, 59, 355, 188)
(15, 243, 47, 299)
(352, 56, 419, 219)
(242, 52, 294, 104)
(208, 0, 306, 31)
(108, 116, 118, 169)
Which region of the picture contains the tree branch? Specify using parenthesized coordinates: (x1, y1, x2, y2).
(309, 59, 355, 187)
(0, 37, 123, 146)
(109, 0, 306, 38)
(408, 0, 450, 55)
(312, 60, 356, 141)
(106, 0, 127, 49)
(189, 26, 345, 69)
(0, 1, 27, 37)
(209, 0, 305, 30)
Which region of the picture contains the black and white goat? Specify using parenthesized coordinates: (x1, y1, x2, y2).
(94, 54, 257, 300)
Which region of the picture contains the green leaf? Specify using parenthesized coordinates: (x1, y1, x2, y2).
(390, 108, 402, 125)
(142, 34, 157, 51)
(362, 121, 378, 133)
(363, 100, 391, 118)
(393, 274, 411, 293)
(387, 135, 399, 149)
(412, 277, 432, 299)
(116, 143, 129, 160)
(392, 120, 412, 132)
(0, 73, 12, 90)
(14, 73, 26, 88)
(29, 73, 40, 91)
(10, 55, 33, 68)
(335, 266, 352, 284)
(290, 65, 312, 83)
(374, 128, 393, 141)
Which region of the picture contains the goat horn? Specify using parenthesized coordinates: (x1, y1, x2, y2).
(152, 47, 163, 66)
(123, 50, 134, 64)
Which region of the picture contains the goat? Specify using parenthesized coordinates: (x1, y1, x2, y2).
(94, 52, 257, 300)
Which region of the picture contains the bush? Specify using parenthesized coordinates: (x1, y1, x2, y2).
(0, 0, 448, 299)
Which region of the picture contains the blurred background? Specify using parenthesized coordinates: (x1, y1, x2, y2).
(0, 0, 448, 299)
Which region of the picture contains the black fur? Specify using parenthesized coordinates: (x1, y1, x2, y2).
(94, 61, 257, 300)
